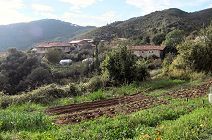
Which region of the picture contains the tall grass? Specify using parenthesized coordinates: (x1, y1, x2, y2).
(0, 110, 53, 132)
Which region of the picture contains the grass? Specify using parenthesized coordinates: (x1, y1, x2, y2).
(1, 97, 210, 140)
(158, 107, 212, 140)
(53, 78, 187, 106)
(0, 78, 211, 139)
(0, 103, 53, 132)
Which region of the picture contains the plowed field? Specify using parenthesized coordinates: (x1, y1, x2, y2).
(46, 94, 166, 124)
(168, 80, 212, 98)
(46, 80, 211, 125)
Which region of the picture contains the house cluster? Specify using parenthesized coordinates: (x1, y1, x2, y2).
(34, 39, 94, 54)
(34, 38, 165, 59)
(33, 38, 165, 65)
(128, 45, 165, 58)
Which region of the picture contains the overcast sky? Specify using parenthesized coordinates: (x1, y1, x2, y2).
(0, 0, 212, 26)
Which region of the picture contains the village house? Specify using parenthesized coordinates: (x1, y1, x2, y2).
(35, 39, 94, 54)
(35, 42, 72, 54)
(129, 45, 165, 58)
(69, 39, 93, 50)
(0, 52, 7, 57)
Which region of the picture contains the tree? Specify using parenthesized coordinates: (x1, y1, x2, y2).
(93, 38, 101, 73)
(161, 46, 178, 59)
(134, 60, 149, 81)
(46, 49, 63, 64)
(101, 45, 148, 84)
(169, 25, 212, 73)
(152, 33, 166, 45)
(164, 29, 185, 47)
(0, 49, 51, 94)
(26, 67, 52, 88)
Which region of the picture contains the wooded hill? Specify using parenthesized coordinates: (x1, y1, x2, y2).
(0, 19, 95, 51)
(81, 8, 212, 40)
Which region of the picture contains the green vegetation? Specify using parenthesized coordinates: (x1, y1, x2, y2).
(0, 84, 70, 108)
(101, 46, 149, 84)
(152, 33, 166, 45)
(0, 49, 52, 94)
(0, 8, 212, 140)
(0, 79, 211, 139)
(162, 24, 212, 80)
(46, 49, 63, 64)
(82, 8, 212, 43)
(163, 29, 185, 47)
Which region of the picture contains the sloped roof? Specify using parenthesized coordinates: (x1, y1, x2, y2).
(36, 42, 71, 48)
(69, 40, 86, 44)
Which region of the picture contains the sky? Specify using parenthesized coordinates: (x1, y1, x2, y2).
(0, 0, 212, 27)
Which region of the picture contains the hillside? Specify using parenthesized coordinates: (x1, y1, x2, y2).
(81, 8, 212, 40)
(0, 19, 96, 51)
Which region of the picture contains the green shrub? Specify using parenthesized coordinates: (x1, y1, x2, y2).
(101, 46, 149, 85)
(45, 49, 63, 64)
(189, 71, 206, 81)
(0, 49, 51, 95)
(101, 45, 137, 84)
(0, 84, 70, 108)
(69, 83, 81, 96)
(134, 59, 149, 81)
(85, 76, 104, 92)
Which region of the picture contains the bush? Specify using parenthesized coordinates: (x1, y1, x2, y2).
(101, 45, 149, 84)
(164, 29, 185, 47)
(152, 33, 166, 45)
(45, 49, 63, 64)
(134, 59, 149, 81)
(0, 84, 70, 108)
(69, 83, 81, 96)
(84, 76, 103, 92)
(162, 25, 212, 80)
(188, 71, 206, 81)
(0, 49, 51, 94)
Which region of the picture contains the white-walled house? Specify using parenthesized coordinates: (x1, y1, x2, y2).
(129, 45, 165, 58)
(69, 39, 93, 50)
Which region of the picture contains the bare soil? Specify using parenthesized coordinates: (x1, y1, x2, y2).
(46, 80, 212, 125)
(168, 80, 212, 98)
(46, 94, 166, 124)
